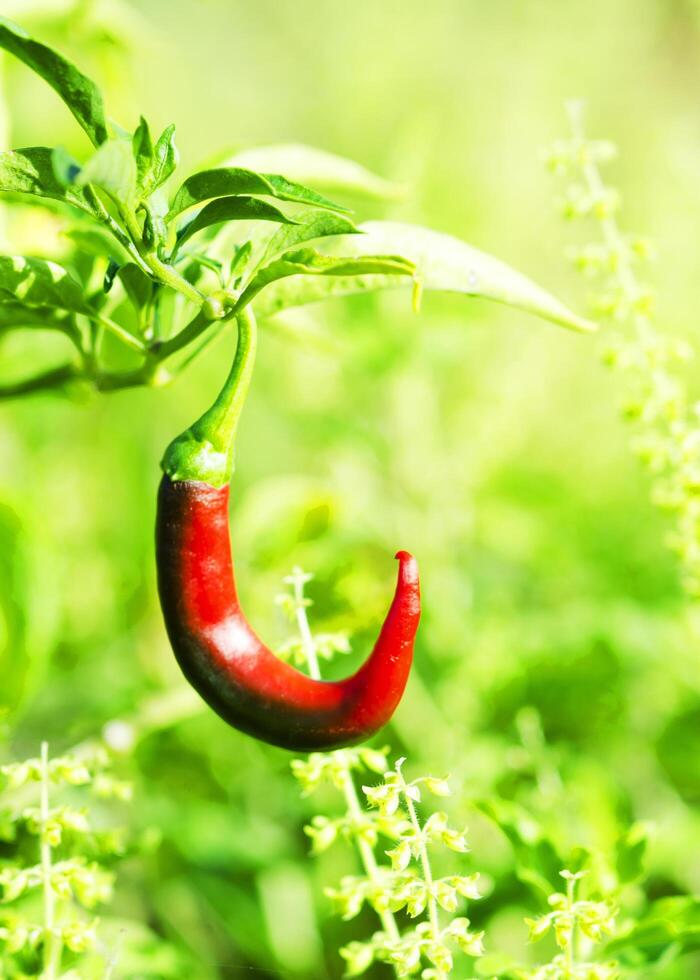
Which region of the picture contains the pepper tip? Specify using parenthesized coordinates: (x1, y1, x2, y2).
(394, 549, 419, 586)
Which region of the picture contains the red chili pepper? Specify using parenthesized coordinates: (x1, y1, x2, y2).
(156, 309, 420, 750)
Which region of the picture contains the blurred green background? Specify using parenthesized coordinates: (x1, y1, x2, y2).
(1, 0, 700, 976)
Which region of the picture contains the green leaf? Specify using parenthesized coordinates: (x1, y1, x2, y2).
(474, 798, 564, 898)
(117, 263, 153, 310)
(0, 504, 29, 716)
(615, 824, 648, 885)
(239, 248, 415, 308)
(0, 256, 92, 319)
(254, 220, 595, 333)
(167, 167, 349, 219)
(226, 143, 405, 201)
(257, 210, 359, 267)
(0, 301, 68, 332)
(0, 16, 108, 146)
(147, 124, 179, 195)
(136, 122, 179, 200)
(175, 196, 300, 251)
(76, 138, 137, 207)
(133, 116, 154, 190)
(0, 146, 97, 217)
(606, 898, 700, 965)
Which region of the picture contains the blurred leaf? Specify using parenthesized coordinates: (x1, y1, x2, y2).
(0, 16, 108, 146)
(63, 225, 129, 262)
(0, 301, 68, 331)
(118, 263, 153, 310)
(254, 220, 594, 332)
(76, 138, 137, 207)
(656, 704, 700, 805)
(167, 166, 350, 219)
(0, 504, 30, 716)
(225, 142, 405, 200)
(0, 255, 90, 315)
(0, 146, 98, 217)
(475, 798, 564, 897)
(240, 248, 415, 307)
(606, 897, 700, 965)
(615, 824, 648, 884)
(175, 195, 299, 251)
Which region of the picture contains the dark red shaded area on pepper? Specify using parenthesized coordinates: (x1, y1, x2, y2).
(156, 475, 421, 751)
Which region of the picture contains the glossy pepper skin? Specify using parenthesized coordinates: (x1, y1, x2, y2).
(156, 474, 421, 751)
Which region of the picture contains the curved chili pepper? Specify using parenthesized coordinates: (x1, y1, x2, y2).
(156, 309, 420, 750)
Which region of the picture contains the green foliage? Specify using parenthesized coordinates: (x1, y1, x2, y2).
(2, 2, 700, 979)
(0, 744, 129, 978)
(0, 17, 108, 147)
(547, 102, 700, 597)
(0, 13, 592, 403)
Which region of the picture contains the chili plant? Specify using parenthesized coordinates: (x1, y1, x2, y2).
(0, 15, 594, 746)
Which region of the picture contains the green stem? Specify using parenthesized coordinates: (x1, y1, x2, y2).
(292, 583, 402, 955)
(565, 875, 576, 978)
(566, 101, 652, 343)
(118, 204, 204, 307)
(82, 187, 151, 274)
(0, 363, 80, 399)
(290, 570, 322, 682)
(340, 763, 402, 949)
(399, 763, 442, 947)
(95, 313, 147, 354)
(161, 307, 257, 486)
(40, 742, 61, 980)
(156, 310, 210, 359)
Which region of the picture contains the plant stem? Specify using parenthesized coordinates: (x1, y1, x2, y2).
(0, 363, 80, 399)
(160, 308, 257, 484)
(118, 204, 204, 307)
(290, 569, 322, 682)
(95, 312, 147, 354)
(292, 582, 402, 950)
(565, 874, 576, 978)
(40, 742, 60, 980)
(156, 310, 211, 359)
(341, 760, 402, 946)
(398, 763, 442, 945)
(566, 101, 652, 343)
(81, 186, 151, 274)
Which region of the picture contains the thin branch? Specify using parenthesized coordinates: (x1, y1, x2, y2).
(0, 363, 81, 399)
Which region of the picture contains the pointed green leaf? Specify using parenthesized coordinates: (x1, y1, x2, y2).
(226, 143, 405, 201)
(239, 248, 415, 308)
(167, 167, 349, 219)
(147, 123, 179, 195)
(175, 195, 299, 251)
(0, 147, 97, 217)
(258, 210, 359, 267)
(76, 138, 137, 207)
(254, 220, 595, 333)
(135, 122, 179, 200)
(133, 116, 154, 189)
(0, 256, 91, 315)
(0, 16, 107, 146)
(263, 173, 350, 214)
